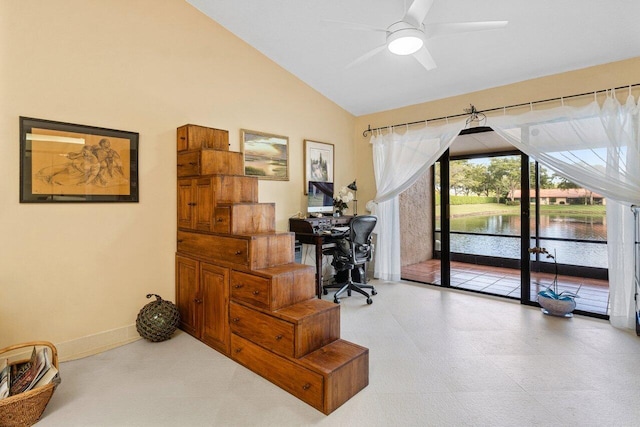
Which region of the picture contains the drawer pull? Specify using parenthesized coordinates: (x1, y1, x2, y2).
(180, 136, 186, 140)
(302, 383, 311, 391)
(275, 335, 283, 341)
(235, 251, 242, 255)
(252, 290, 260, 296)
(233, 284, 244, 289)
(177, 163, 183, 167)
(189, 162, 197, 166)
(217, 218, 224, 222)
(193, 298, 202, 303)
(177, 239, 184, 243)
(232, 317, 240, 323)
(235, 348, 242, 353)
(188, 202, 197, 206)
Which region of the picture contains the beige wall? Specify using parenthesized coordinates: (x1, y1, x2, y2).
(353, 57, 640, 214)
(0, 0, 355, 357)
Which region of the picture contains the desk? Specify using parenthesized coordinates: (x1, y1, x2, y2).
(289, 216, 352, 297)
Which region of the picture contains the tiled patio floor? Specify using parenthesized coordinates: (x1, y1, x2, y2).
(402, 259, 609, 316)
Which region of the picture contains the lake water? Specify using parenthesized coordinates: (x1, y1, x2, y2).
(439, 214, 608, 269)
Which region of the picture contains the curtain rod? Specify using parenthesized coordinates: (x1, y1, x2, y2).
(362, 82, 640, 137)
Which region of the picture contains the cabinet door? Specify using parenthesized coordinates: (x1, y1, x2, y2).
(175, 255, 200, 337)
(194, 178, 214, 231)
(177, 179, 195, 230)
(200, 262, 230, 354)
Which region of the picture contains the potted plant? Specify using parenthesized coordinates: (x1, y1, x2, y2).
(528, 247, 580, 317)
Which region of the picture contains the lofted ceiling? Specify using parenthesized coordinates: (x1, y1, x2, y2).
(187, 0, 640, 116)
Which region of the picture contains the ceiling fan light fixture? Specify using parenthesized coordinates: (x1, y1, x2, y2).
(387, 24, 424, 55)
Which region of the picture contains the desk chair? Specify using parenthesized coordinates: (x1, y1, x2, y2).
(322, 215, 377, 304)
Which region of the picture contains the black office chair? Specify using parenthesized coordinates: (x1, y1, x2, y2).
(323, 215, 377, 304)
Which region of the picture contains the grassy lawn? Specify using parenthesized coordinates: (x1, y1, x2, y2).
(435, 203, 606, 218)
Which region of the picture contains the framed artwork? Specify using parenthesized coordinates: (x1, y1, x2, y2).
(304, 139, 334, 193)
(241, 129, 289, 180)
(19, 117, 139, 203)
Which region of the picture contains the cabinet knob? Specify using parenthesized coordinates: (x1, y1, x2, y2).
(275, 335, 283, 341)
(180, 136, 186, 140)
(233, 284, 244, 289)
(188, 202, 197, 206)
(193, 298, 202, 303)
(235, 251, 242, 255)
(232, 317, 240, 323)
(302, 383, 311, 390)
(252, 290, 260, 296)
(177, 163, 183, 167)
(177, 239, 184, 243)
(189, 162, 197, 166)
(217, 218, 224, 222)
(235, 348, 242, 353)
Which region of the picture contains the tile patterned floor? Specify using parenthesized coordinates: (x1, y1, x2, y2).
(402, 260, 610, 316)
(39, 279, 640, 426)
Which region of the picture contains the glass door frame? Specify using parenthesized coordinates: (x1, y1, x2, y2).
(434, 147, 534, 305)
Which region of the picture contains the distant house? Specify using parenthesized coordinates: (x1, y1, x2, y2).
(510, 188, 606, 205)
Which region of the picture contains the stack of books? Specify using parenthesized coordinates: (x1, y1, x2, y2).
(0, 346, 59, 400)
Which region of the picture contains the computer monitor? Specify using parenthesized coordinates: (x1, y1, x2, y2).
(307, 181, 334, 214)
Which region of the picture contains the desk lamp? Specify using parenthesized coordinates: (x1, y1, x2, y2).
(347, 180, 358, 216)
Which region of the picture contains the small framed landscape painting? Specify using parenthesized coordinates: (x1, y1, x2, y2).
(241, 129, 289, 180)
(304, 139, 334, 193)
(19, 117, 139, 203)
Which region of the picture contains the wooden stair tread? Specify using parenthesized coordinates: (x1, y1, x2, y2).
(298, 339, 368, 374)
(274, 298, 339, 324)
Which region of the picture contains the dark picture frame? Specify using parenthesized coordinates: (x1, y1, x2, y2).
(241, 129, 289, 181)
(19, 117, 139, 203)
(304, 139, 334, 194)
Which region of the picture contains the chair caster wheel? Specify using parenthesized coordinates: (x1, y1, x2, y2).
(366, 298, 373, 305)
(334, 298, 340, 304)
(323, 289, 328, 295)
(371, 289, 377, 295)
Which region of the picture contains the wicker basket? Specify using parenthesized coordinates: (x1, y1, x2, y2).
(0, 341, 59, 427)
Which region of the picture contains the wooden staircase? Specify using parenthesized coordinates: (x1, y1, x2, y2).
(175, 124, 368, 414)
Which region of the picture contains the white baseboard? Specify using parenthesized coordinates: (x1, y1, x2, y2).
(56, 324, 141, 362)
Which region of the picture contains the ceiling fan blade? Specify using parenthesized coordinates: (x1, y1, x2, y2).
(412, 46, 437, 71)
(404, 0, 435, 27)
(321, 19, 387, 33)
(427, 21, 508, 38)
(346, 44, 387, 69)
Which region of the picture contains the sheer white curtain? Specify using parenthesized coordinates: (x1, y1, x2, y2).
(490, 94, 640, 328)
(369, 121, 466, 281)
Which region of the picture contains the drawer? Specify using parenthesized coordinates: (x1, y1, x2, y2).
(177, 231, 249, 267)
(177, 124, 229, 151)
(177, 151, 200, 177)
(231, 334, 323, 411)
(177, 151, 244, 177)
(230, 302, 294, 357)
(230, 270, 269, 309)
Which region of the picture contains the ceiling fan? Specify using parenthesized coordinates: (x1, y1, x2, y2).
(328, 0, 508, 71)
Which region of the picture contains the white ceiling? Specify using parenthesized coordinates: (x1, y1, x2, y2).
(187, 0, 640, 116)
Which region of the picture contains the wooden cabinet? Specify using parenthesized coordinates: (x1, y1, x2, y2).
(175, 124, 368, 414)
(177, 178, 214, 231)
(175, 255, 230, 355)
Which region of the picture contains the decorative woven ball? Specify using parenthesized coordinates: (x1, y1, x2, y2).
(136, 294, 180, 342)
